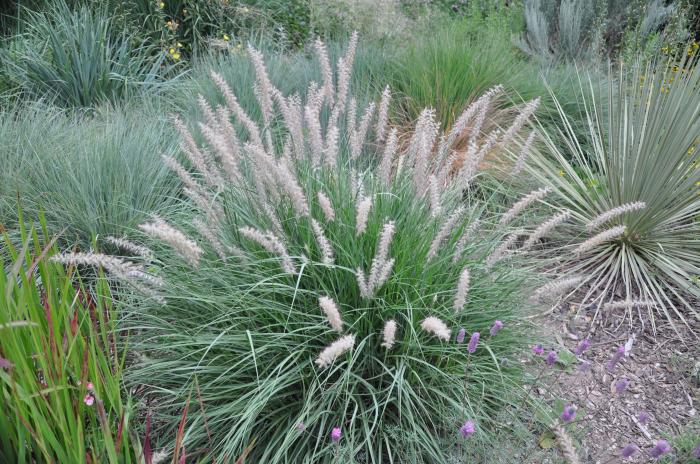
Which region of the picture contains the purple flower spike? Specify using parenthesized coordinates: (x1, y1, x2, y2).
(578, 360, 592, 373)
(456, 328, 466, 344)
(615, 378, 630, 394)
(574, 338, 590, 356)
(489, 320, 503, 336)
(620, 443, 638, 458)
(546, 351, 558, 366)
(467, 332, 480, 354)
(532, 344, 544, 355)
(637, 411, 651, 425)
(649, 440, 671, 459)
(560, 404, 576, 423)
(331, 427, 341, 443)
(691, 442, 700, 459)
(459, 420, 475, 438)
(606, 345, 626, 372)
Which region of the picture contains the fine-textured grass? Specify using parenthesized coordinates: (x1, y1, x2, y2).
(0, 102, 181, 249)
(519, 49, 700, 333)
(112, 36, 540, 463)
(0, 218, 140, 463)
(0, 0, 176, 108)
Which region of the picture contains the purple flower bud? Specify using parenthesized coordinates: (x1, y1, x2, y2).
(489, 320, 503, 336)
(637, 411, 650, 425)
(574, 338, 590, 356)
(560, 404, 576, 423)
(456, 328, 466, 344)
(606, 345, 626, 372)
(467, 332, 480, 354)
(546, 350, 558, 366)
(459, 420, 475, 438)
(649, 440, 671, 459)
(532, 344, 544, 355)
(620, 443, 638, 458)
(331, 427, 341, 443)
(296, 422, 306, 432)
(615, 378, 630, 394)
(578, 360, 592, 373)
(691, 442, 700, 459)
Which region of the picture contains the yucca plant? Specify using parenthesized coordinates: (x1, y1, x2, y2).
(52, 36, 544, 462)
(0, 218, 140, 463)
(519, 49, 700, 333)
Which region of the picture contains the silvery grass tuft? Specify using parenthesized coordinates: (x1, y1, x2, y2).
(111, 35, 540, 462)
(514, 52, 700, 334)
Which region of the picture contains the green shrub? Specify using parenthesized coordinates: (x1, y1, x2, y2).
(0, 221, 140, 463)
(105, 37, 541, 462)
(0, 0, 175, 108)
(518, 51, 700, 333)
(0, 102, 181, 248)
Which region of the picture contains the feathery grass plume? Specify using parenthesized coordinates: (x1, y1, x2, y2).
(346, 97, 357, 143)
(368, 220, 396, 286)
(575, 225, 626, 255)
(318, 296, 344, 332)
(427, 206, 465, 261)
(453, 218, 480, 263)
(376, 86, 391, 142)
(531, 276, 584, 303)
(522, 210, 571, 250)
(104, 236, 153, 260)
(238, 226, 296, 275)
(409, 108, 439, 194)
(453, 267, 471, 312)
(355, 195, 372, 236)
(500, 187, 551, 226)
(197, 95, 219, 131)
(444, 84, 503, 150)
(379, 128, 399, 185)
(314, 38, 334, 105)
(460, 130, 501, 187)
(317, 191, 335, 222)
(172, 116, 222, 188)
(198, 121, 241, 182)
(193, 218, 227, 262)
(311, 219, 335, 265)
(328, 32, 358, 127)
(603, 300, 656, 311)
(499, 98, 540, 148)
(275, 158, 311, 217)
(139, 218, 203, 268)
(586, 202, 647, 231)
(162, 154, 198, 191)
(428, 175, 441, 217)
(485, 230, 523, 269)
(324, 125, 340, 167)
(512, 130, 536, 176)
(356, 268, 372, 299)
(553, 425, 581, 464)
(247, 45, 275, 140)
(351, 102, 375, 160)
(304, 98, 325, 165)
(381, 320, 397, 350)
(420, 316, 451, 341)
(210, 70, 263, 148)
(183, 186, 224, 228)
(315, 334, 356, 368)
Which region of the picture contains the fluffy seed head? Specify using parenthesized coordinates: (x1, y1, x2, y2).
(586, 202, 646, 231)
(318, 296, 343, 332)
(453, 267, 471, 312)
(381, 320, 397, 350)
(420, 316, 451, 341)
(315, 335, 356, 368)
(575, 225, 626, 255)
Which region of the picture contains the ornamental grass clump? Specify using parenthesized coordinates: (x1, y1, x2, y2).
(516, 50, 700, 333)
(109, 35, 541, 462)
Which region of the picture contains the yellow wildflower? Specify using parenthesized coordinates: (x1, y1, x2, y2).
(558, 170, 566, 177)
(223, 34, 230, 41)
(172, 52, 181, 60)
(159, 1, 164, 8)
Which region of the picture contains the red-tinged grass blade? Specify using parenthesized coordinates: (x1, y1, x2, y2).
(235, 441, 256, 464)
(172, 398, 190, 464)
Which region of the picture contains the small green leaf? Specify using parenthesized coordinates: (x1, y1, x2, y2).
(539, 430, 557, 449)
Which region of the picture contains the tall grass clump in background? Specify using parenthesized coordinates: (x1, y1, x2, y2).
(75, 35, 545, 462)
(0, 103, 180, 248)
(0, 0, 174, 108)
(0, 220, 140, 463)
(519, 49, 700, 332)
